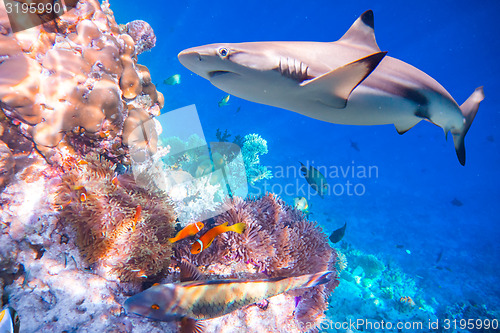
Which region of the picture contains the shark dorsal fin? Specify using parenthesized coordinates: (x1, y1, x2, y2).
(300, 51, 387, 108)
(338, 10, 381, 52)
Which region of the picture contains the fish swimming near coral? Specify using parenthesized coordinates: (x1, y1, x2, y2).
(293, 196, 310, 215)
(124, 269, 334, 330)
(169, 222, 205, 243)
(178, 10, 484, 165)
(451, 198, 463, 207)
(191, 221, 245, 254)
(218, 94, 230, 107)
(329, 222, 347, 243)
(299, 162, 328, 198)
(164, 74, 181, 85)
(0, 306, 20, 333)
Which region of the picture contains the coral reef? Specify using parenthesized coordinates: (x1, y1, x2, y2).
(55, 152, 176, 283)
(121, 20, 156, 55)
(241, 133, 273, 185)
(0, 0, 163, 163)
(173, 193, 339, 332)
(323, 244, 438, 333)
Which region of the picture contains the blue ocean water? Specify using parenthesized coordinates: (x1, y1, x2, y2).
(113, 0, 499, 329)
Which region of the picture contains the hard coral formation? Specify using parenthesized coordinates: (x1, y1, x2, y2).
(122, 20, 156, 55)
(174, 193, 339, 332)
(0, 0, 162, 163)
(241, 133, 273, 185)
(55, 152, 176, 283)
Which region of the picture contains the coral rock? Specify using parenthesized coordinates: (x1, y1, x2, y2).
(0, 0, 163, 162)
(124, 20, 156, 55)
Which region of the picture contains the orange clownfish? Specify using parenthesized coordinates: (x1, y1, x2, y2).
(169, 222, 204, 244)
(191, 222, 246, 254)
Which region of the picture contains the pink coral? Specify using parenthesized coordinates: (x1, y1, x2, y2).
(124, 20, 156, 55)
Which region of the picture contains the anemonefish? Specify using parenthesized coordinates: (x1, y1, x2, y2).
(191, 222, 246, 254)
(0, 306, 20, 333)
(169, 222, 204, 244)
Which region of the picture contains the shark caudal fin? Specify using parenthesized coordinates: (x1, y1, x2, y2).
(453, 87, 484, 165)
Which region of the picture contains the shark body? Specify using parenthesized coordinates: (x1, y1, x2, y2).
(178, 10, 484, 165)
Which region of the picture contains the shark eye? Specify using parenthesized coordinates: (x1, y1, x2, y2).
(218, 47, 229, 58)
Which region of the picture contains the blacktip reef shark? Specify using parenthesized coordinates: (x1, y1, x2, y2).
(178, 10, 484, 165)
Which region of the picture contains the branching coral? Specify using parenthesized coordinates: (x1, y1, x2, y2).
(241, 133, 273, 185)
(0, 0, 163, 163)
(55, 152, 177, 283)
(173, 193, 339, 332)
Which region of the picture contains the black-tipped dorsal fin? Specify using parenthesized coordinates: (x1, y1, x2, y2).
(338, 10, 380, 52)
(179, 258, 205, 282)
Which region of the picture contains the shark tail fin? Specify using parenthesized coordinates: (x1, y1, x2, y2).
(453, 86, 484, 165)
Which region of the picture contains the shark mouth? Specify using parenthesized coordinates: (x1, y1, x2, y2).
(208, 70, 238, 78)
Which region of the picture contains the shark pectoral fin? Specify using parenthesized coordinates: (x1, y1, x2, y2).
(338, 10, 381, 52)
(300, 51, 387, 109)
(394, 118, 421, 135)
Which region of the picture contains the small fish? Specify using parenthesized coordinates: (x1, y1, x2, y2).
(395, 244, 404, 249)
(350, 140, 360, 152)
(293, 196, 309, 213)
(329, 222, 347, 243)
(163, 74, 181, 85)
(435, 249, 443, 264)
(191, 222, 245, 254)
(169, 222, 204, 244)
(299, 162, 328, 198)
(124, 270, 334, 326)
(451, 198, 463, 207)
(218, 94, 230, 107)
(0, 306, 20, 333)
(80, 193, 87, 202)
(235, 106, 241, 113)
(111, 176, 119, 186)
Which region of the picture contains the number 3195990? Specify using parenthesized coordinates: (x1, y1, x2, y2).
(5, 1, 64, 15)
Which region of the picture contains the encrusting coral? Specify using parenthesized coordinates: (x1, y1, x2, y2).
(55, 152, 176, 283)
(0, 0, 163, 163)
(174, 193, 339, 332)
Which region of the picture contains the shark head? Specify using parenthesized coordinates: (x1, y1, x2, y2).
(178, 42, 308, 103)
(178, 43, 280, 79)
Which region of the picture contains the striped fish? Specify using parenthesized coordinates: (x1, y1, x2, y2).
(124, 270, 333, 324)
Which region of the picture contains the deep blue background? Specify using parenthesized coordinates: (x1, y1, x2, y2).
(113, 0, 499, 310)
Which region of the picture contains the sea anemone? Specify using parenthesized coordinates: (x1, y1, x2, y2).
(55, 152, 177, 283)
(173, 193, 338, 332)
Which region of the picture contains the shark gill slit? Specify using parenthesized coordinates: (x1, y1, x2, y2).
(277, 57, 310, 82)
